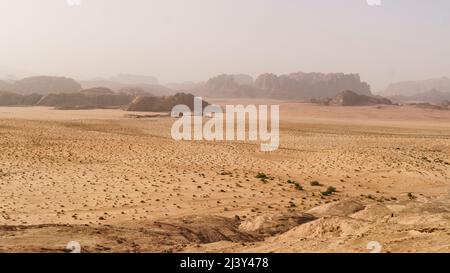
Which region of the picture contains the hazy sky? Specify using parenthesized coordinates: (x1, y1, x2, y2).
(1, 0, 449, 90)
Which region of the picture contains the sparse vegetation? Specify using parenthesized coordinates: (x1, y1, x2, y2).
(294, 183, 304, 191)
(321, 186, 337, 196)
(287, 180, 303, 191)
(1, 94, 449, 253)
(256, 172, 271, 183)
(256, 172, 268, 179)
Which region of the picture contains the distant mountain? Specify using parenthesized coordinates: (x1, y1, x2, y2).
(165, 81, 202, 91)
(195, 72, 371, 99)
(37, 87, 135, 109)
(166, 75, 253, 93)
(0, 80, 12, 91)
(9, 76, 82, 95)
(79, 87, 115, 96)
(382, 77, 450, 96)
(194, 74, 260, 98)
(311, 90, 392, 106)
(388, 89, 450, 103)
(232, 74, 254, 86)
(108, 74, 158, 85)
(255, 72, 371, 99)
(80, 80, 173, 97)
(88, 74, 158, 85)
(80, 74, 175, 96)
(117, 87, 154, 96)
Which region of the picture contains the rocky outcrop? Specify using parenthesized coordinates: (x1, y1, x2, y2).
(0, 91, 24, 105)
(10, 76, 82, 95)
(80, 87, 115, 96)
(195, 74, 260, 98)
(0, 91, 43, 106)
(255, 72, 371, 99)
(388, 89, 450, 104)
(80, 81, 171, 97)
(0, 89, 200, 111)
(239, 212, 316, 237)
(383, 77, 450, 96)
(306, 200, 365, 217)
(232, 74, 254, 86)
(126, 93, 208, 112)
(37, 89, 135, 109)
(195, 72, 371, 99)
(0, 80, 12, 91)
(330, 90, 392, 106)
(117, 87, 153, 96)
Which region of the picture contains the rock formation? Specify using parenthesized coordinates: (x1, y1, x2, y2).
(126, 93, 208, 112)
(255, 72, 371, 99)
(117, 87, 153, 96)
(311, 90, 392, 106)
(196, 72, 371, 99)
(80, 81, 173, 97)
(232, 74, 254, 86)
(0, 91, 43, 106)
(195, 74, 259, 98)
(383, 77, 450, 96)
(388, 89, 450, 104)
(329, 90, 392, 106)
(37, 88, 135, 109)
(10, 76, 82, 95)
(0, 80, 12, 91)
(80, 87, 115, 96)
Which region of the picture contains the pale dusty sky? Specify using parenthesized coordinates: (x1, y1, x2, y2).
(0, 0, 449, 90)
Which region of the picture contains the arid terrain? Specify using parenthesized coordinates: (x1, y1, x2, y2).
(0, 102, 449, 253)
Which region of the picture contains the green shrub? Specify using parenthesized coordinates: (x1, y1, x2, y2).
(321, 186, 337, 196)
(256, 173, 269, 179)
(294, 183, 304, 191)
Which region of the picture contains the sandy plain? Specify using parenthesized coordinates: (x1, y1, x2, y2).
(0, 102, 449, 252)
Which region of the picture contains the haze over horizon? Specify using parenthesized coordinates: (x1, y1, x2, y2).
(1, 0, 449, 91)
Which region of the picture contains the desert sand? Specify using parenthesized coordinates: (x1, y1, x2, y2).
(0, 102, 449, 253)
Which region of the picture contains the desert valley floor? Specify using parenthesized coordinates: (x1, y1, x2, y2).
(0, 101, 449, 252)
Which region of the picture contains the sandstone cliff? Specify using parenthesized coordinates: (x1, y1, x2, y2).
(255, 72, 371, 99)
(196, 72, 371, 99)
